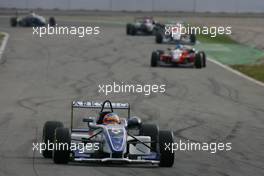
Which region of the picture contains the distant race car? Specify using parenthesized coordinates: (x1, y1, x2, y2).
(155, 21, 196, 44)
(10, 12, 56, 27)
(42, 100, 174, 167)
(126, 17, 160, 35)
(151, 45, 206, 68)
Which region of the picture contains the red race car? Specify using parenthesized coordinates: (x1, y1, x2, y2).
(151, 46, 206, 68)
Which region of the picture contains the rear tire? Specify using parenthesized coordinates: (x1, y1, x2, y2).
(194, 53, 203, 69)
(42, 121, 64, 158)
(159, 130, 174, 167)
(53, 127, 71, 164)
(156, 32, 163, 44)
(139, 124, 159, 151)
(10, 17, 17, 27)
(151, 51, 159, 67)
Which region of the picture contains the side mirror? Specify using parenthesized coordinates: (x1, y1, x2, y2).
(83, 117, 94, 124)
(127, 116, 142, 128)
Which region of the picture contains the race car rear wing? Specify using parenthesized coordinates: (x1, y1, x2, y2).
(72, 101, 129, 109)
(71, 100, 131, 130)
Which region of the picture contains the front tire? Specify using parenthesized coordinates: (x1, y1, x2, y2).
(49, 17, 56, 26)
(130, 25, 136, 35)
(190, 34, 196, 44)
(159, 130, 174, 167)
(194, 53, 203, 69)
(151, 51, 159, 67)
(53, 127, 71, 164)
(199, 51, 206, 67)
(10, 17, 17, 27)
(156, 32, 163, 44)
(126, 24, 131, 35)
(42, 121, 64, 158)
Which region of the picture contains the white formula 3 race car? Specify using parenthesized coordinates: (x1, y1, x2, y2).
(42, 100, 175, 167)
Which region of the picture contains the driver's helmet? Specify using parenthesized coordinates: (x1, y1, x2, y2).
(144, 19, 150, 23)
(103, 112, 121, 125)
(175, 41, 181, 49)
(30, 11, 36, 17)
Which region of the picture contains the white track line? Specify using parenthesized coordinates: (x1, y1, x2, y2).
(0, 32, 9, 61)
(208, 58, 264, 88)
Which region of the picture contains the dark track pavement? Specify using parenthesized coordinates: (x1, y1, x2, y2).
(0, 16, 264, 176)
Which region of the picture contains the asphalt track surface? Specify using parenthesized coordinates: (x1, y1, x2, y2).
(0, 16, 264, 176)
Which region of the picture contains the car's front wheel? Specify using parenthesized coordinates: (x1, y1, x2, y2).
(159, 130, 174, 167)
(151, 51, 160, 67)
(130, 25, 136, 35)
(199, 51, 206, 67)
(156, 32, 163, 43)
(10, 17, 17, 27)
(53, 127, 71, 164)
(42, 121, 64, 158)
(49, 17, 56, 26)
(194, 53, 203, 69)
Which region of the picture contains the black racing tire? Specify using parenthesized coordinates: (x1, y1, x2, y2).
(53, 127, 71, 164)
(126, 24, 131, 35)
(151, 51, 160, 67)
(139, 124, 159, 152)
(130, 25, 136, 35)
(190, 34, 196, 44)
(199, 51, 206, 67)
(194, 52, 203, 69)
(49, 17, 56, 26)
(42, 121, 64, 158)
(159, 130, 174, 167)
(152, 27, 158, 35)
(156, 32, 163, 44)
(10, 17, 17, 27)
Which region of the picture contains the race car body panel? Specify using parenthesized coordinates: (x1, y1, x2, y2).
(160, 49, 195, 64)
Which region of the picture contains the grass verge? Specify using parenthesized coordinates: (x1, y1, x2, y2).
(196, 34, 237, 44)
(231, 64, 264, 82)
(197, 33, 264, 83)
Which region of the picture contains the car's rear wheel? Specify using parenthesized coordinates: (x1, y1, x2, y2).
(10, 17, 17, 27)
(53, 127, 71, 164)
(159, 130, 174, 167)
(156, 32, 163, 43)
(194, 53, 203, 69)
(151, 51, 160, 67)
(139, 124, 159, 152)
(42, 121, 64, 158)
